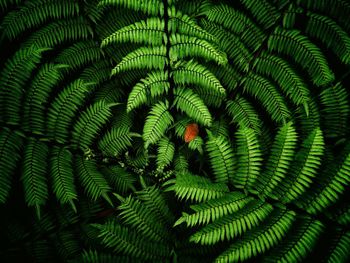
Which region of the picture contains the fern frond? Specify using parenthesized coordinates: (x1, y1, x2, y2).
(101, 165, 136, 194)
(206, 132, 235, 184)
(322, 228, 350, 263)
(23, 63, 66, 134)
(0, 128, 23, 203)
(169, 8, 215, 42)
(214, 209, 296, 263)
(165, 172, 229, 203)
(127, 71, 169, 112)
(268, 27, 334, 86)
(233, 126, 263, 190)
(71, 101, 113, 150)
(137, 184, 175, 226)
(1, 0, 79, 40)
(204, 4, 265, 50)
(253, 52, 310, 112)
(306, 12, 350, 64)
(201, 20, 252, 71)
(173, 88, 212, 127)
(174, 191, 253, 227)
(189, 200, 273, 245)
(98, 126, 132, 157)
(98, 0, 164, 16)
(157, 137, 175, 168)
(242, 73, 292, 123)
(22, 138, 49, 219)
(188, 136, 204, 154)
(0, 46, 45, 125)
(102, 17, 165, 47)
(170, 34, 227, 64)
(297, 145, 350, 214)
(117, 195, 169, 242)
(142, 100, 173, 148)
(46, 79, 91, 143)
(174, 152, 189, 172)
(262, 217, 324, 263)
(226, 97, 262, 132)
(172, 60, 226, 101)
(240, 0, 280, 29)
(112, 46, 167, 75)
(50, 146, 77, 212)
(23, 17, 93, 48)
(320, 82, 349, 138)
(255, 122, 297, 198)
(56, 41, 102, 70)
(278, 128, 324, 202)
(76, 156, 111, 204)
(92, 221, 171, 260)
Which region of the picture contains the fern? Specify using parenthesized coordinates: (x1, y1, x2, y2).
(21, 138, 49, 219)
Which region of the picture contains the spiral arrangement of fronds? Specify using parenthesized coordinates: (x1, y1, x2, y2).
(0, 0, 350, 262)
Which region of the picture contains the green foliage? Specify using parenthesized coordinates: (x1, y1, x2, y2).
(1, 0, 350, 262)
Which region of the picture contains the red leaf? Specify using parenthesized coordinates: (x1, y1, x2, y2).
(184, 123, 199, 143)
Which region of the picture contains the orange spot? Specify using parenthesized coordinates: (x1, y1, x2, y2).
(184, 123, 199, 143)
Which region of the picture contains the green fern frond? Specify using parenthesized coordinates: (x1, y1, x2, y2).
(165, 172, 229, 203)
(253, 52, 310, 113)
(168, 8, 215, 42)
(172, 60, 226, 100)
(50, 146, 77, 212)
(262, 217, 324, 263)
(98, 126, 132, 157)
(23, 63, 66, 134)
(320, 82, 349, 138)
(92, 221, 171, 260)
(255, 122, 297, 198)
(170, 34, 227, 64)
(102, 17, 165, 47)
(117, 195, 170, 242)
(206, 132, 235, 184)
(0, 46, 45, 125)
(143, 100, 173, 148)
(0, 128, 23, 203)
(23, 17, 93, 48)
(76, 156, 111, 204)
(204, 4, 265, 50)
(322, 228, 350, 263)
(242, 73, 292, 123)
(137, 184, 175, 226)
(46, 79, 91, 143)
(22, 138, 49, 219)
(297, 144, 350, 214)
(98, 0, 164, 16)
(127, 71, 169, 112)
(278, 128, 324, 202)
(226, 97, 262, 132)
(1, 0, 79, 40)
(56, 41, 102, 70)
(233, 126, 263, 190)
(112, 46, 167, 75)
(306, 12, 350, 64)
(268, 27, 334, 86)
(101, 165, 136, 194)
(215, 208, 296, 263)
(174, 152, 189, 172)
(188, 136, 204, 154)
(240, 0, 280, 29)
(79, 250, 135, 263)
(157, 137, 175, 168)
(71, 101, 114, 150)
(201, 20, 252, 71)
(174, 191, 253, 227)
(189, 200, 273, 245)
(173, 88, 212, 127)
